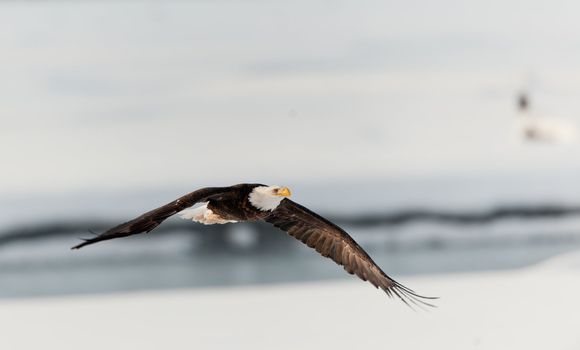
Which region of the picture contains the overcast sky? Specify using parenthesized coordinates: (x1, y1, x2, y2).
(1, 0, 580, 196)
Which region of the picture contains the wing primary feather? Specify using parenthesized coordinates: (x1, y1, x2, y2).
(393, 280, 439, 300)
(390, 283, 438, 308)
(389, 287, 413, 309)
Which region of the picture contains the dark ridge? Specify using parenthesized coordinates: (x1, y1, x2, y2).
(334, 204, 580, 227)
(1, 204, 580, 248)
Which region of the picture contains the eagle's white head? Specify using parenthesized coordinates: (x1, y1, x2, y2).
(249, 185, 292, 211)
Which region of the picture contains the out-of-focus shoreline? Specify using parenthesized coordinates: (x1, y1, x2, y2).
(1, 250, 579, 350)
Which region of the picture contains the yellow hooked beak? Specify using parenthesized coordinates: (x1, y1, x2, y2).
(276, 187, 292, 197)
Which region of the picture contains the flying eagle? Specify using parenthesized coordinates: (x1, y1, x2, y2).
(72, 183, 435, 307)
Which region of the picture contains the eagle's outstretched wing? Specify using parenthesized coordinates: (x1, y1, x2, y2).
(265, 199, 436, 307)
(71, 187, 232, 249)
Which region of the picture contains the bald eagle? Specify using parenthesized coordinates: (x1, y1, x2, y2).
(72, 183, 435, 307)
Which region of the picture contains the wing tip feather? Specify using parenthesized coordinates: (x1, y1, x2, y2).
(71, 239, 90, 250)
(383, 282, 438, 309)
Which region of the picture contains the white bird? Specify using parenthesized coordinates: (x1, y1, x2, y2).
(517, 92, 578, 144)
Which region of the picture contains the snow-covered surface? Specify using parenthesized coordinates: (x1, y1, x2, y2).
(1, 251, 579, 350)
(2, 2, 580, 346)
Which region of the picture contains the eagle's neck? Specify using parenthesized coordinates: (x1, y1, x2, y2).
(248, 186, 284, 211)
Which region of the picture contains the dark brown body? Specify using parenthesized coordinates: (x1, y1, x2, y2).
(206, 183, 269, 221)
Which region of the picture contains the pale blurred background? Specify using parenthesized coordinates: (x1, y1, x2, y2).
(1, 1, 580, 349)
